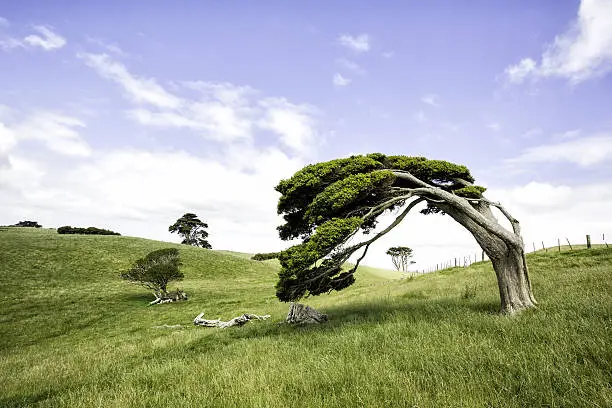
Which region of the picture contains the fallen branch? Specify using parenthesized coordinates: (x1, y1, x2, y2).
(149, 290, 188, 305)
(193, 312, 271, 328)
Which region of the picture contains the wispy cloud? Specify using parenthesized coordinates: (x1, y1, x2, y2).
(86, 36, 127, 56)
(414, 110, 426, 122)
(79, 53, 182, 109)
(506, 134, 612, 167)
(332, 73, 351, 87)
(335, 58, 366, 74)
(504, 0, 612, 84)
(1, 25, 66, 51)
(24, 26, 66, 50)
(421, 94, 440, 107)
(338, 33, 370, 53)
(381, 51, 395, 59)
(80, 53, 321, 153)
(0, 16, 9, 27)
(4, 111, 91, 157)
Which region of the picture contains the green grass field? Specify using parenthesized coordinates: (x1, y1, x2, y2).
(1, 228, 611, 407)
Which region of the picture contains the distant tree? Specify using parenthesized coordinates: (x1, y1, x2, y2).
(386, 246, 415, 272)
(169, 213, 212, 249)
(120, 248, 187, 305)
(251, 252, 281, 261)
(13, 221, 42, 228)
(57, 226, 120, 235)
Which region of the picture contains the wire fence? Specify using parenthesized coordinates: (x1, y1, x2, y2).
(416, 233, 610, 274)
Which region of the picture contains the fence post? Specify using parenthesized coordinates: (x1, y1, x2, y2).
(532, 242, 536, 252)
(586, 234, 591, 249)
(542, 241, 546, 252)
(482, 251, 485, 261)
(558, 238, 561, 252)
(566, 238, 573, 251)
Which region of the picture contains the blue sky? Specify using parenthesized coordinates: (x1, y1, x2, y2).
(1, 0, 611, 270)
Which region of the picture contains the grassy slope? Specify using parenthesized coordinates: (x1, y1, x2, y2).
(0, 228, 611, 407)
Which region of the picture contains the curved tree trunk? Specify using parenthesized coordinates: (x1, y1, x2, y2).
(490, 248, 537, 314)
(440, 202, 537, 315)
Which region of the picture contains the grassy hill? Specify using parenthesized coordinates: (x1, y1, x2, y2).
(1, 227, 611, 407)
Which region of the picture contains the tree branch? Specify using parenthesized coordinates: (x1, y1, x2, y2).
(392, 170, 521, 248)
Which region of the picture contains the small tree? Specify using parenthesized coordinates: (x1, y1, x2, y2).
(120, 248, 186, 304)
(169, 213, 212, 249)
(386, 246, 415, 272)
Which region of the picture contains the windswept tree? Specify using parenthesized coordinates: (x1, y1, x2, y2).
(120, 248, 187, 304)
(169, 213, 212, 249)
(386, 246, 415, 272)
(274, 154, 536, 315)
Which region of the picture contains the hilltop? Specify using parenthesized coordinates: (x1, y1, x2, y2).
(1, 227, 611, 407)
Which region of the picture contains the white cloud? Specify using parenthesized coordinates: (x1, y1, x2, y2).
(332, 73, 351, 87)
(0, 16, 9, 27)
(0, 147, 303, 254)
(335, 58, 366, 74)
(507, 134, 612, 167)
(504, 0, 612, 84)
(81, 53, 321, 151)
(2, 111, 91, 157)
(486, 181, 612, 250)
(23, 26, 66, 50)
(258, 98, 319, 153)
(381, 51, 395, 58)
(338, 33, 370, 53)
(505, 58, 537, 84)
(79, 53, 182, 109)
(421, 94, 440, 107)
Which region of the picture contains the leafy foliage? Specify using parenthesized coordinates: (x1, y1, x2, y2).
(275, 153, 484, 301)
(251, 252, 281, 261)
(169, 213, 211, 249)
(386, 246, 415, 272)
(120, 248, 183, 298)
(57, 226, 120, 235)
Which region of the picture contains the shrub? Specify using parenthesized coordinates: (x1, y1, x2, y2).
(57, 226, 121, 235)
(9, 221, 42, 228)
(251, 252, 281, 261)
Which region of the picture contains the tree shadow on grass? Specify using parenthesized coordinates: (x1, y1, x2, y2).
(0, 389, 58, 408)
(182, 296, 501, 352)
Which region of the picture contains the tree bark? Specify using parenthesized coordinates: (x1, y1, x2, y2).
(438, 201, 537, 315)
(490, 248, 537, 314)
(286, 303, 328, 324)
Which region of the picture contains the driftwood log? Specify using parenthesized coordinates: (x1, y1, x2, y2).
(193, 312, 271, 328)
(149, 290, 188, 305)
(286, 302, 328, 324)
